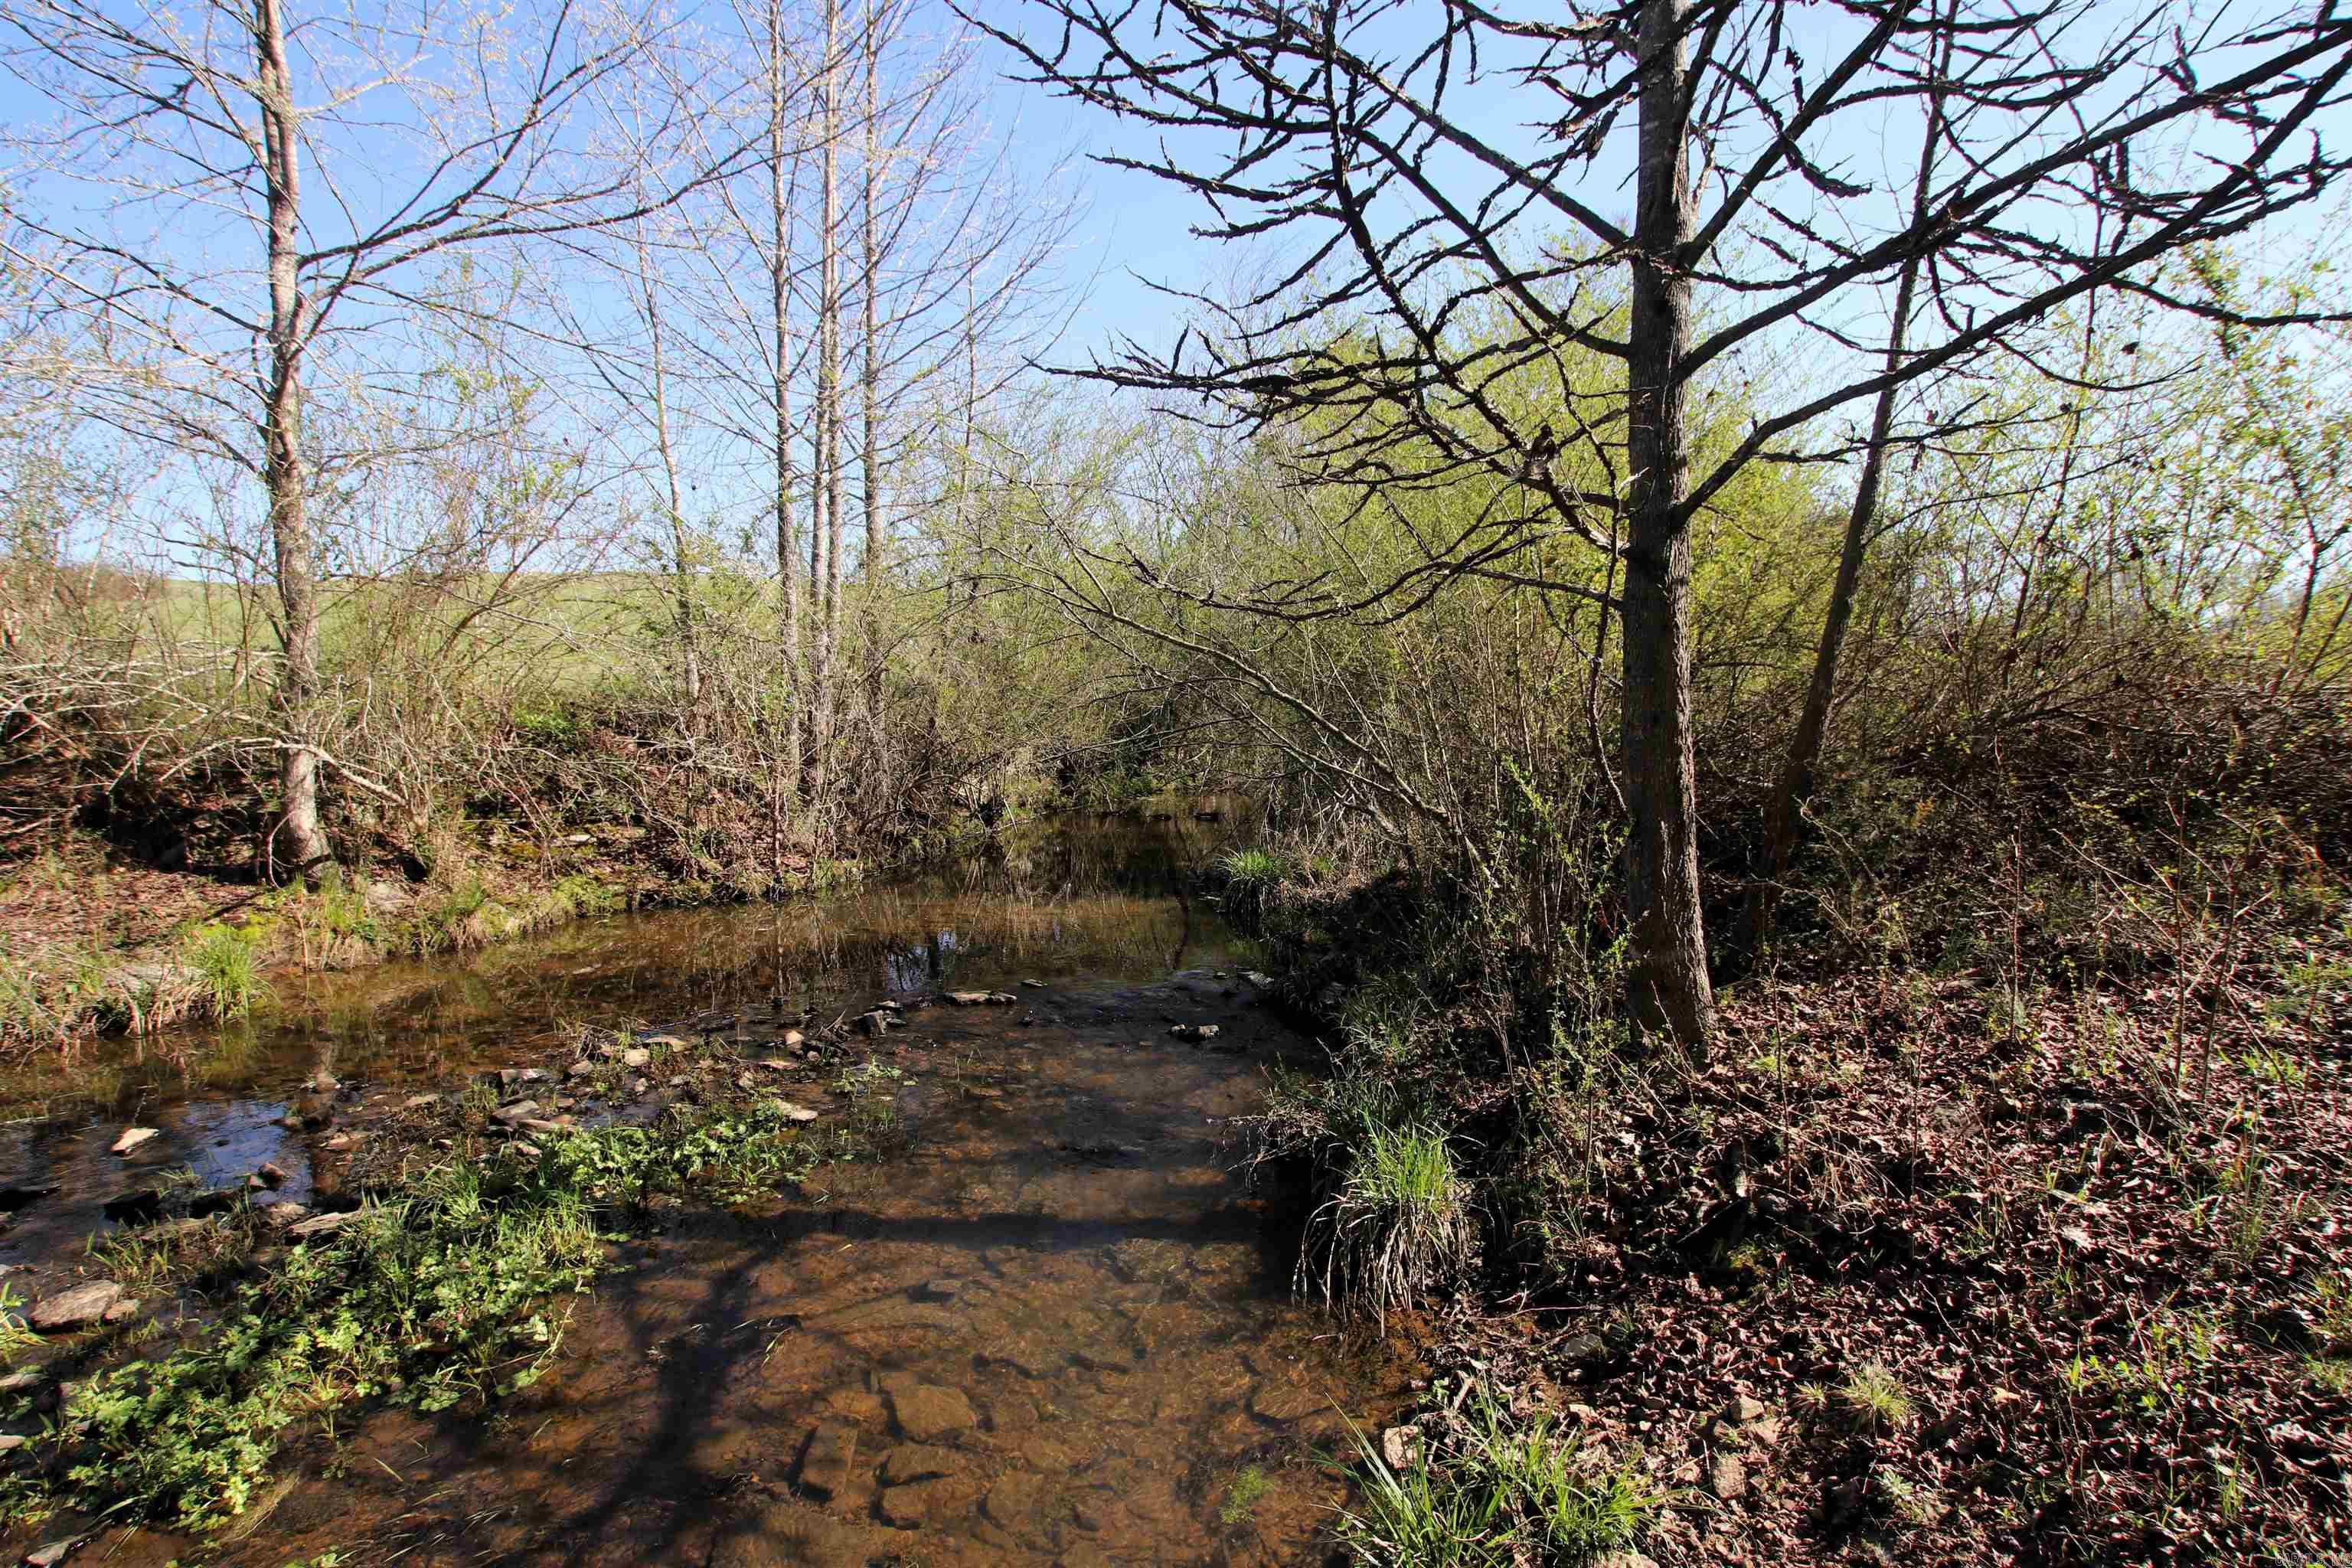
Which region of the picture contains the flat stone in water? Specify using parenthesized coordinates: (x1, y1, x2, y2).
(797, 1419, 861, 1501)
(877, 1443, 961, 1485)
(30, 1281, 122, 1333)
(877, 1474, 978, 1529)
(879, 1372, 975, 1442)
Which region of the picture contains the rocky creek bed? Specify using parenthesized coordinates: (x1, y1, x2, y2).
(0, 825, 1424, 1566)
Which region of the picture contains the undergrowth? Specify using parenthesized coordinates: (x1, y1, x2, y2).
(0, 1098, 847, 1533)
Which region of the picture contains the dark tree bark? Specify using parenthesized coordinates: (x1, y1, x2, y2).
(1621, 0, 1713, 1043)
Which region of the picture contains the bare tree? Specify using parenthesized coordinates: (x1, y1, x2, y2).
(975, 0, 2352, 1045)
(0, 0, 754, 880)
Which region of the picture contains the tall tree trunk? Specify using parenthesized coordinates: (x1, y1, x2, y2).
(809, 0, 843, 808)
(255, 0, 332, 884)
(1748, 34, 1952, 950)
(859, 0, 885, 713)
(768, 0, 802, 792)
(1619, 0, 1713, 1047)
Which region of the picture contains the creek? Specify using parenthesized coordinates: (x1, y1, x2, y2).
(0, 805, 1416, 1566)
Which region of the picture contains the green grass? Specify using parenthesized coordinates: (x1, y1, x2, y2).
(178, 921, 271, 1021)
(1273, 1076, 1475, 1325)
(1334, 1396, 1661, 1566)
(1839, 1361, 1915, 1432)
(1214, 847, 1296, 922)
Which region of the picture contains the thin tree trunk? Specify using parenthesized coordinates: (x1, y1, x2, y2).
(859, 0, 884, 712)
(809, 0, 843, 808)
(768, 0, 802, 790)
(256, 0, 332, 883)
(639, 235, 701, 707)
(1749, 263, 1923, 944)
(1749, 34, 1954, 949)
(1619, 0, 1713, 1047)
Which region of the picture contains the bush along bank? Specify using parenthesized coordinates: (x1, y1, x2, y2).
(0, 995, 913, 1544)
(1205, 839, 2352, 1567)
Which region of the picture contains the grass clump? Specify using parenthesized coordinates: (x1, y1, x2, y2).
(1336, 1396, 1661, 1566)
(1267, 1076, 1475, 1326)
(178, 921, 270, 1021)
(1214, 847, 1295, 923)
(1838, 1361, 1914, 1433)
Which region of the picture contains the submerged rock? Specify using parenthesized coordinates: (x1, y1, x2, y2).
(879, 1373, 975, 1442)
(100, 1189, 162, 1225)
(798, 1419, 861, 1501)
(877, 1443, 961, 1485)
(108, 1128, 158, 1156)
(877, 1475, 978, 1529)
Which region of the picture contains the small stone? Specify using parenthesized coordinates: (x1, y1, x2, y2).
(877, 1476, 977, 1529)
(1727, 1393, 1769, 1425)
(108, 1128, 158, 1156)
(287, 1209, 359, 1241)
(567, 1060, 596, 1080)
(254, 1161, 288, 1188)
(781, 1031, 806, 1048)
(1380, 1425, 1421, 1471)
(100, 1298, 141, 1326)
(1020, 978, 1044, 989)
(627, 1077, 649, 1096)
(880, 1374, 975, 1442)
(639, 1034, 686, 1048)
(25, 1537, 87, 1567)
(256, 1202, 312, 1230)
(877, 1444, 961, 1485)
(775, 1102, 821, 1124)
(1168, 1023, 1220, 1042)
(799, 1419, 861, 1501)
(29, 1282, 123, 1334)
(491, 1099, 541, 1125)
(322, 1131, 367, 1152)
(302, 1069, 338, 1093)
(0, 1434, 25, 1452)
(1708, 1452, 1748, 1501)
(985, 1469, 1047, 1527)
(0, 1370, 40, 1393)
(1590, 1555, 1659, 1568)
(401, 1094, 439, 1110)
(622, 1048, 650, 1069)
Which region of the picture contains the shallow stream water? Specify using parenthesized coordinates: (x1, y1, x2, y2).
(1, 806, 1418, 1566)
